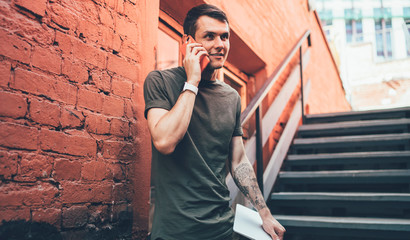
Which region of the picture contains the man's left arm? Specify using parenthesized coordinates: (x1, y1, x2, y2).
(230, 136, 285, 240)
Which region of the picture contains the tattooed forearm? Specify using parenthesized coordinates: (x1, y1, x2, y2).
(232, 162, 267, 211)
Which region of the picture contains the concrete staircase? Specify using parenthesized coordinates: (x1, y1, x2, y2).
(269, 107, 410, 240)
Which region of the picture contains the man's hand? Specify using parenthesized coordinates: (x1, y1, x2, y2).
(183, 42, 208, 86)
(259, 208, 286, 240)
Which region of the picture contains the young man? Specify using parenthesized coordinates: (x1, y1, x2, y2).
(144, 4, 285, 240)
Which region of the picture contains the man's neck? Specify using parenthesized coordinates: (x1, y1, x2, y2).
(201, 68, 218, 81)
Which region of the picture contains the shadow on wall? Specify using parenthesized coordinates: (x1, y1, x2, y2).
(0, 210, 133, 240)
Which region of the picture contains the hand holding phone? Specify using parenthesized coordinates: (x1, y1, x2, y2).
(181, 35, 210, 72)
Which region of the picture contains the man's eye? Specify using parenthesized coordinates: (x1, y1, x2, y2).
(221, 35, 229, 40)
(205, 34, 214, 39)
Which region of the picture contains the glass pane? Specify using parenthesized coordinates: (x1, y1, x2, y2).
(157, 28, 180, 70)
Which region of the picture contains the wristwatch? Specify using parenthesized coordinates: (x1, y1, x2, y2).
(182, 82, 198, 95)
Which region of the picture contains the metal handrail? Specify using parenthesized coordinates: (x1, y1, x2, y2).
(240, 30, 311, 195)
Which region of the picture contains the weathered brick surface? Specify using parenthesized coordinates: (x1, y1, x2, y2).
(0, 0, 149, 238)
(0, 91, 27, 118)
(0, 122, 38, 150)
(29, 98, 60, 127)
(14, 0, 47, 17)
(53, 158, 82, 181)
(40, 129, 97, 157)
(62, 205, 89, 229)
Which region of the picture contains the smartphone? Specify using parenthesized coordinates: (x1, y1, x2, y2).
(181, 35, 210, 72)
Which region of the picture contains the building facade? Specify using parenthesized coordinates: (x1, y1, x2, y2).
(317, 0, 410, 110)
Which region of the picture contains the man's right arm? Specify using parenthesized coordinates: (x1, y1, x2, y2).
(147, 90, 196, 155)
(146, 42, 208, 155)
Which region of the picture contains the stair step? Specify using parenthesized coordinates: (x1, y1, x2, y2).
(292, 133, 410, 150)
(278, 169, 410, 184)
(297, 118, 410, 137)
(286, 151, 410, 165)
(271, 192, 410, 202)
(274, 215, 410, 232)
(304, 107, 410, 124)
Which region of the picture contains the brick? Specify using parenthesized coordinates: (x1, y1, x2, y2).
(0, 182, 59, 207)
(53, 158, 81, 181)
(77, 19, 100, 44)
(60, 106, 84, 129)
(17, 153, 52, 181)
(29, 98, 60, 127)
(0, 28, 30, 64)
(32, 46, 61, 74)
(112, 33, 122, 52)
(110, 162, 125, 181)
(112, 183, 130, 202)
(0, 150, 18, 179)
(0, 91, 27, 118)
(88, 204, 109, 224)
(120, 39, 140, 62)
(112, 76, 133, 98)
(13, 69, 77, 105)
(32, 208, 62, 228)
(62, 57, 88, 83)
(103, 95, 124, 117)
(72, 39, 106, 69)
(110, 118, 129, 137)
(82, 161, 108, 181)
(0, 208, 30, 222)
(124, 99, 136, 119)
(124, 1, 139, 21)
(0, 61, 11, 87)
(98, 6, 114, 28)
(61, 182, 112, 204)
(107, 54, 138, 81)
(0, 122, 38, 150)
(102, 141, 134, 161)
(14, 0, 47, 17)
(55, 31, 73, 54)
(40, 129, 97, 157)
(49, 2, 79, 30)
(62, 205, 89, 228)
(99, 26, 114, 50)
(90, 69, 111, 93)
(84, 111, 110, 135)
(77, 88, 104, 112)
(115, 15, 138, 42)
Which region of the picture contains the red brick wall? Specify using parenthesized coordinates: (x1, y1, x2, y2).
(0, 0, 156, 238)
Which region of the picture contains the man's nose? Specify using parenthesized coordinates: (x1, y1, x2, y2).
(214, 36, 224, 49)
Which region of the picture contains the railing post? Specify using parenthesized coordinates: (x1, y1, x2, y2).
(255, 106, 264, 195)
(299, 46, 305, 124)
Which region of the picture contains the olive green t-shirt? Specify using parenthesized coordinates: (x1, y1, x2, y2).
(144, 67, 243, 240)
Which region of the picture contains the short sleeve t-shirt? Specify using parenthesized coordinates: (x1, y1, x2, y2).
(144, 67, 243, 240)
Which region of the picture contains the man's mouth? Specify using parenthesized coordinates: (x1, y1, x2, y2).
(209, 53, 224, 57)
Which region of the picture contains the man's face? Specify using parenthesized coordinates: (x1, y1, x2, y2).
(194, 16, 230, 70)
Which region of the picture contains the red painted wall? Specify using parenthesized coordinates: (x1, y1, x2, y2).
(0, 0, 156, 238)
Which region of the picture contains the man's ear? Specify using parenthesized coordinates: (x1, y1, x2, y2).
(182, 34, 189, 44)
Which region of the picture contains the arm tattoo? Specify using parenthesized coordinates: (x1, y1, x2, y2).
(232, 162, 267, 210)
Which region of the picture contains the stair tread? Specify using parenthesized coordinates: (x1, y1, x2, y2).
(293, 133, 410, 145)
(274, 215, 410, 231)
(279, 169, 410, 178)
(305, 107, 410, 120)
(271, 192, 410, 201)
(298, 118, 410, 132)
(287, 151, 410, 161)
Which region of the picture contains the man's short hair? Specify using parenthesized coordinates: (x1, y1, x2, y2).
(183, 4, 229, 39)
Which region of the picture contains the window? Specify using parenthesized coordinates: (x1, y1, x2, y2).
(374, 7, 393, 58)
(156, 17, 182, 70)
(345, 8, 363, 43)
(319, 9, 333, 26)
(404, 7, 410, 56)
